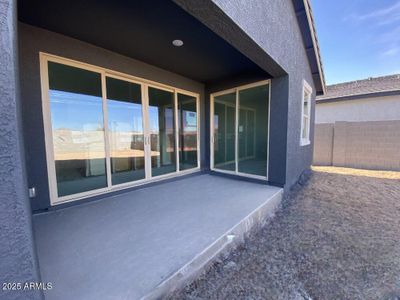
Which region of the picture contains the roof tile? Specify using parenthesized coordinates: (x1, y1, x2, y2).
(317, 74, 400, 101)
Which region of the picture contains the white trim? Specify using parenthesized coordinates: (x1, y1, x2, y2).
(196, 94, 201, 169)
(210, 94, 215, 169)
(39, 53, 59, 205)
(267, 80, 271, 179)
(101, 72, 112, 189)
(300, 79, 312, 146)
(174, 91, 180, 171)
(54, 167, 200, 206)
(210, 80, 271, 180)
(234, 91, 239, 173)
(176, 92, 201, 170)
(39, 52, 201, 205)
(142, 84, 152, 180)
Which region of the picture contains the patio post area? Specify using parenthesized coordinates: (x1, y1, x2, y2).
(33, 174, 282, 299)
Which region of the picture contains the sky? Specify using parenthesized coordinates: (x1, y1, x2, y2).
(313, 0, 400, 85)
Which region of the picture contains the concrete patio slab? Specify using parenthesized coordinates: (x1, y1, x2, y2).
(33, 174, 282, 300)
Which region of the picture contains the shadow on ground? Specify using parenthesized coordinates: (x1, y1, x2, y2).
(170, 168, 400, 300)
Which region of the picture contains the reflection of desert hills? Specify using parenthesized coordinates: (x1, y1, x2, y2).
(53, 129, 197, 160)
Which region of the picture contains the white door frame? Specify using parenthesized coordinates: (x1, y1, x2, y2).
(210, 80, 271, 181)
(39, 52, 201, 205)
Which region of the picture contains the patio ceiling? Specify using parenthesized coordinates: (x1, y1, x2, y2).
(18, 0, 270, 85)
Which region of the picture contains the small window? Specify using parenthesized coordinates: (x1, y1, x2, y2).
(300, 80, 312, 146)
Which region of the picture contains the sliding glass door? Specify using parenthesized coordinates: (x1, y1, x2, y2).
(148, 87, 176, 177)
(238, 84, 269, 177)
(178, 93, 198, 170)
(106, 76, 146, 185)
(213, 92, 236, 172)
(211, 81, 270, 179)
(48, 61, 108, 197)
(41, 54, 200, 204)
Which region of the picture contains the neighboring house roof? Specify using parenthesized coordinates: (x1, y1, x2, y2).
(317, 74, 400, 103)
(292, 0, 327, 95)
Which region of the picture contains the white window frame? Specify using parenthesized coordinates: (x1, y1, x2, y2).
(300, 80, 312, 146)
(209, 80, 271, 181)
(39, 52, 201, 205)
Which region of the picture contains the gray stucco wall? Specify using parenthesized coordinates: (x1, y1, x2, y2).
(0, 2, 42, 300)
(19, 0, 315, 210)
(19, 23, 205, 211)
(207, 0, 316, 189)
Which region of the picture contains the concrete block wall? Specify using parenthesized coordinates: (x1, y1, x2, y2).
(313, 123, 333, 165)
(313, 120, 400, 171)
(331, 122, 347, 167)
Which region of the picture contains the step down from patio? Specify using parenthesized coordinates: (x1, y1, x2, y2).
(33, 174, 283, 300)
(145, 185, 283, 299)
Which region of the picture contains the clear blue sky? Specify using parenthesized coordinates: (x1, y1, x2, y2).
(313, 0, 400, 85)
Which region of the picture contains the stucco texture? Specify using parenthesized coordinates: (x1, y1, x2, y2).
(0, 1, 42, 299)
(208, 0, 316, 189)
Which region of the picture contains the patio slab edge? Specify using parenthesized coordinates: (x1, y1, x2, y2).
(143, 188, 283, 300)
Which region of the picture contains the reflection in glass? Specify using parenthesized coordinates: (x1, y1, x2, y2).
(48, 62, 107, 197)
(302, 90, 310, 140)
(238, 84, 269, 177)
(148, 87, 176, 176)
(178, 94, 198, 170)
(106, 77, 145, 185)
(213, 93, 236, 171)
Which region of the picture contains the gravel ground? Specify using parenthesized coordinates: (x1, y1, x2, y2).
(170, 168, 400, 300)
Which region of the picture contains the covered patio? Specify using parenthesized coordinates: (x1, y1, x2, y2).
(33, 174, 282, 299)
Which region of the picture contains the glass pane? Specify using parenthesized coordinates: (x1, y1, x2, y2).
(213, 93, 236, 171)
(106, 77, 145, 185)
(148, 87, 176, 176)
(178, 93, 198, 170)
(302, 116, 309, 139)
(238, 84, 269, 177)
(247, 110, 255, 157)
(238, 108, 247, 159)
(303, 91, 310, 117)
(48, 61, 107, 197)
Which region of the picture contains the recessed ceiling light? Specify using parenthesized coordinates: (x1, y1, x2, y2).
(172, 39, 184, 47)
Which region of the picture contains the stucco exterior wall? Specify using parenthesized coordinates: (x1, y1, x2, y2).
(316, 95, 400, 124)
(209, 0, 316, 188)
(19, 23, 205, 211)
(0, 2, 42, 299)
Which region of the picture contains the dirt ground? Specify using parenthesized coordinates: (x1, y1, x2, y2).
(170, 167, 400, 300)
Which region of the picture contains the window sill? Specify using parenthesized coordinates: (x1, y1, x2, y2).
(300, 139, 310, 146)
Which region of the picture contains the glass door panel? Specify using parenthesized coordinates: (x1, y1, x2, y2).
(213, 93, 236, 171)
(247, 110, 255, 158)
(48, 62, 107, 197)
(178, 93, 198, 170)
(238, 108, 247, 160)
(106, 77, 145, 185)
(148, 87, 176, 177)
(238, 84, 269, 177)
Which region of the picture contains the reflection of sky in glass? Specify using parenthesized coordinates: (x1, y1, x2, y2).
(108, 100, 143, 132)
(50, 90, 181, 133)
(149, 106, 174, 133)
(50, 90, 103, 131)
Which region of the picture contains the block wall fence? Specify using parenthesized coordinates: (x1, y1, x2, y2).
(313, 120, 400, 171)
